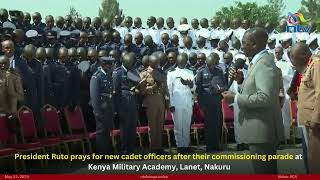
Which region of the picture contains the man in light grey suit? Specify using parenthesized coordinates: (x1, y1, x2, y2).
(222, 28, 284, 174)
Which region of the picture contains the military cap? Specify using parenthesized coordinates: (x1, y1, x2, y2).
(198, 29, 211, 39)
(9, 10, 23, 20)
(59, 30, 71, 37)
(25, 29, 38, 38)
(279, 32, 293, 42)
(306, 36, 318, 46)
(51, 27, 61, 33)
(46, 30, 57, 39)
(209, 31, 221, 40)
(177, 24, 190, 32)
(295, 32, 309, 42)
(2, 21, 16, 30)
(234, 53, 246, 60)
(268, 33, 277, 43)
(70, 30, 81, 40)
(99, 56, 115, 62)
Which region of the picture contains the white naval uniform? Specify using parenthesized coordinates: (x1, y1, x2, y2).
(178, 47, 197, 57)
(148, 27, 166, 45)
(178, 32, 197, 48)
(275, 59, 295, 140)
(167, 67, 195, 148)
(196, 47, 211, 57)
(114, 26, 128, 43)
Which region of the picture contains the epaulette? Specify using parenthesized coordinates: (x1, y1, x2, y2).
(132, 27, 137, 29)
(151, 27, 156, 30)
(173, 28, 177, 30)
(192, 47, 197, 50)
(163, 27, 167, 30)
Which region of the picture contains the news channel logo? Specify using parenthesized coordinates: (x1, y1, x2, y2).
(286, 12, 311, 33)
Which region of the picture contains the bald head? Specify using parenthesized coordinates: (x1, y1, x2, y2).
(0, 55, 9, 70)
(142, 55, 149, 68)
(177, 54, 187, 69)
(36, 47, 46, 62)
(58, 47, 68, 62)
(290, 42, 312, 72)
(158, 51, 167, 66)
(207, 53, 220, 69)
(180, 17, 188, 25)
(183, 36, 193, 49)
(2, 40, 15, 58)
(242, 27, 268, 57)
(149, 54, 160, 69)
(189, 52, 197, 65)
(23, 44, 36, 61)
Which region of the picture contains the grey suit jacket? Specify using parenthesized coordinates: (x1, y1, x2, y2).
(237, 52, 284, 144)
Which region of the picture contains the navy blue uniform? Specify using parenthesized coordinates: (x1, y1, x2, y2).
(140, 44, 159, 56)
(158, 43, 175, 54)
(22, 23, 32, 32)
(90, 68, 114, 154)
(26, 59, 44, 130)
(65, 61, 81, 111)
(162, 62, 176, 74)
(51, 61, 70, 109)
(42, 59, 56, 105)
(113, 66, 140, 153)
(195, 65, 226, 151)
(32, 22, 46, 31)
(110, 42, 122, 52)
(100, 42, 113, 52)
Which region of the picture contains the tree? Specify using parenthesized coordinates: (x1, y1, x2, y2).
(99, 0, 124, 20)
(67, 6, 82, 19)
(215, 1, 285, 23)
(300, 0, 320, 23)
(267, 0, 286, 21)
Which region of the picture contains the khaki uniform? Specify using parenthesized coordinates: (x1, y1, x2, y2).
(140, 67, 168, 150)
(298, 55, 320, 173)
(0, 70, 24, 114)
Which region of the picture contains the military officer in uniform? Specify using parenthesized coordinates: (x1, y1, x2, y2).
(0, 55, 24, 114)
(113, 52, 141, 154)
(140, 53, 169, 153)
(290, 43, 320, 173)
(90, 56, 115, 154)
(167, 54, 195, 153)
(196, 53, 226, 152)
(22, 44, 44, 130)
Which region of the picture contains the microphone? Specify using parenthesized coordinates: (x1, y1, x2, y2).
(228, 58, 246, 89)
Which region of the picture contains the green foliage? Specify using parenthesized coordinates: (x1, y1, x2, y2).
(215, 0, 285, 23)
(300, 0, 320, 30)
(67, 6, 82, 20)
(99, 0, 124, 21)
